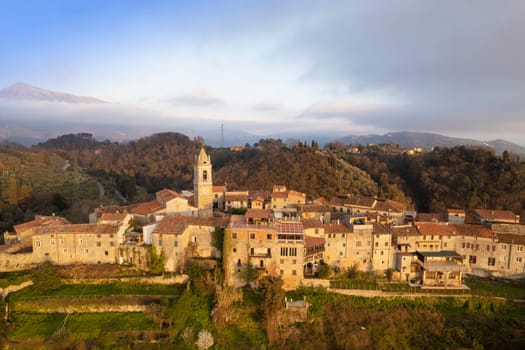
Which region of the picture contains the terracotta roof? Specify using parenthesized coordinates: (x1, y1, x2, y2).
(33, 224, 118, 235)
(473, 209, 520, 222)
(300, 204, 331, 213)
(491, 223, 525, 235)
(301, 219, 325, 229)
(95, 205, 124, 218)
(245, 209, 272, 219)
(130, 199, 164, 216)
(416, 222, 457, 236)
(14, 216, 71, 234)
(288, 190, 306, 199)
(453, 224, 494, 239)
(417, 213, 447, 223)
(374, 199, 406, 213)
(213, 185, 226, 192)
(156, 188, 184, 203)
(271, 191, 288, 199)
(344, 195, 376, 208)
(100, 213, 129, 222)
(391, 225, 420, 237)
(225, 193, 249, 202)
(249, 190, 269, 199)
(383, 199, 407, 212)
(153, 216, 229, 235)
(305, 235, 325, 249)
(275, 221, 303, 234)
(372, 223, 390, 234)
(323, 223, 352, 234)
(313, 197, 328, 205)
(497, 234, 525, 245)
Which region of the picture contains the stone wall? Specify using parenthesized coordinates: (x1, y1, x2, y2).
(0, 252, 34, 272)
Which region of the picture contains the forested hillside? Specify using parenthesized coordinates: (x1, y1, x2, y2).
(0, 143, 100, 231)
(37, 132, 202, 199)
(213, 139, 378, 199)
(37, 134, 380, 201)
(346, 146, 525, 214)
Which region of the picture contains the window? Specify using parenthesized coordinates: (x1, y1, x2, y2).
(375, 242, 379, 247)
(280, 259, 284, 264)
(267, 248, 271, 256)
(518, 246, 524, 252)
(249, 233, 255, 239)
(292, 270, 297, 276)
(105, 251, 109, 256)
(232, 232, 237, 239)
(475, 244, 479, 250)
(342, 243, 346, 247)
(384, 242, 388, 247)
(486, 245, 490, 251)
(290, 247, 297, 256)
(280, 270, 284, 275)
(380, 251, 384, 256)
(50, 239, 55, 246)
(280, 247, 288, 256)
(60, 239, 64, 245)
(109, 234, 114, 238)
(174, 241, 178, 247)
(488, 257, 496, 266)
(356, 241, 361, 247)
(342, 234, 345, 238)
(97, 234, 101, 238)
(492, 245, 496, 252)
(267, 234, 272, 240)
(517, 257, 523, 263)
(110, 241, 115, 247)
(462, 242, 466, 248)
(233, 248, 237, 253)
(63, 248, 68, 253)
(502, 245, 507, 250)
(84, 248, 89, 254)
(158, 239, 163, 246)
(203, 170, 208, 181)
(292, 259, 297, 264)
(443, 242, 448, 248)
(469, 255, 477, 264)
(35, 240, 41, 248)
(466, 243, 470, 249)
(78, 239, 83, 245)
(339, 251, 343, 256)
(250, 248, 255, 256)
(97, 241, 101, 247)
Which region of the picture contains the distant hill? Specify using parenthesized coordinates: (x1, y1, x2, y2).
(212, 140, 378, 199)
(0, 82, 105, 104)
(337, 131, 525, 157)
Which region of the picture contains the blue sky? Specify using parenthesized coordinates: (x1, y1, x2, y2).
(1, 0, 525, 144)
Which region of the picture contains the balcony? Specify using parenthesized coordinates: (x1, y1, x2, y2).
(416, 259, 464, 272)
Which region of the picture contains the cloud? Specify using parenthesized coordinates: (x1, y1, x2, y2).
(270, 1, 525, 141)
(167, 90, 225, 107)
(252, 101, 284, 112)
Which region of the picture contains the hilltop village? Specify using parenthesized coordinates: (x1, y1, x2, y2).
(1, 147, 524, 290)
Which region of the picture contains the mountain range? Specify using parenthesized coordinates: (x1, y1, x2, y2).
(337, 131, 525, 157)
(0, 82, 105, 104)
(0, 82, 524, 156)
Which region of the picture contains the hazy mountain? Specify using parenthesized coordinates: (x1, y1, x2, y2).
(338, 131, 525, 156)
(0, 82, 105, 104)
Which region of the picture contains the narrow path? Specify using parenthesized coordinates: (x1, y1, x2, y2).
(95, 180, 104, 199)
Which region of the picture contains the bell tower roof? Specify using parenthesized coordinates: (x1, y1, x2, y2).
(197, 146, 211, 165)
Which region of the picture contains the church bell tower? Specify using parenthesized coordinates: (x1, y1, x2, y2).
(194, 146, 213, 217)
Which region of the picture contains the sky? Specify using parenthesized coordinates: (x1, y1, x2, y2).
(1, 0, 525, 145)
